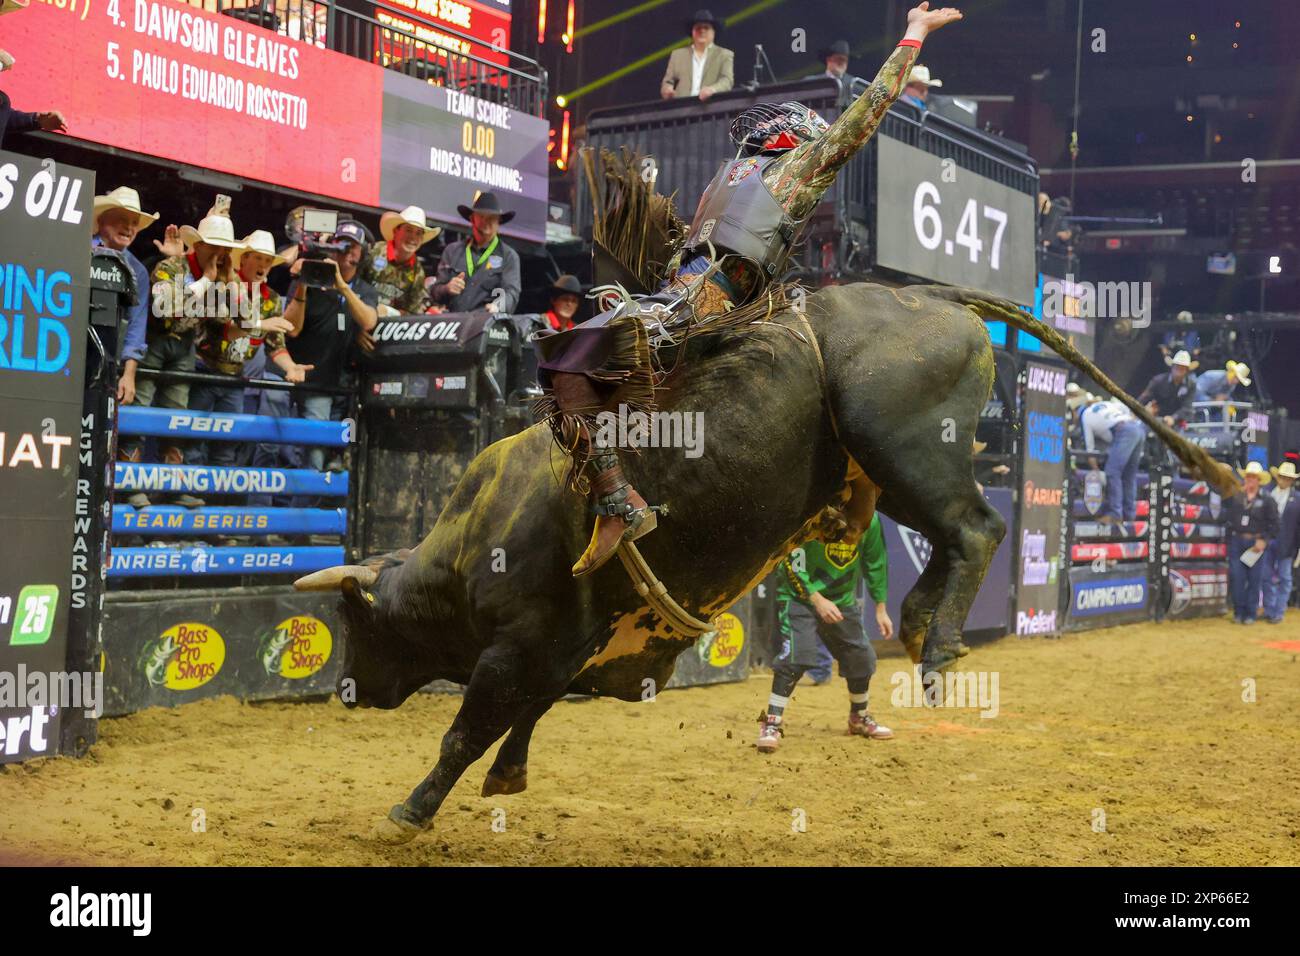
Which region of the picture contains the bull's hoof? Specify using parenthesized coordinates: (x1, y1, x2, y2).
(921, 642, 970, 683)
(371, 804, 428, 845)
(481, 764, 528, 797)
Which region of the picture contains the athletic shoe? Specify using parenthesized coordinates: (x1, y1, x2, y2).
(128, 492, 152, 509)
(847, 712, 894, 740)
(175, 494, 206, 509)
(1266, 618, 1282, 625)
(1242, 619, 1255, 626)
(755, 714, 783, 754)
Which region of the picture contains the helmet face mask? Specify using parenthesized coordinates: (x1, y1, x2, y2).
(729, 102, 829, 156)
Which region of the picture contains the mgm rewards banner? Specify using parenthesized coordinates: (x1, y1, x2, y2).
(0, 151, 93, 762)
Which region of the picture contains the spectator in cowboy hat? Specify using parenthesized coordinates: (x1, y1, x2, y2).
(1138, 349, 1198, 426)
(1263, 459, 1300, 624)
(1195, 359, 1251, 404)
(543, 274, 587, 332)
(178, 231, 305, 504)
(661, 8, 733, 102)
(804, 40, 859, 95)
(364, 204, 442, 315)
(431, 191, 521, 315)
(90, 186, 160, 407)
(1223, 461, 1279, 626)
(901, 62, 942, 110)
(1, 0, 67, 150)
(118, 198, 242, 506)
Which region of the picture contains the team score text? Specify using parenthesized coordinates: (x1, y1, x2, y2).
(242, 552, 294, 569)
(1194, 893, 1250, 904)
(462, 122, 495, 159)
(912, 182, 1009, 270)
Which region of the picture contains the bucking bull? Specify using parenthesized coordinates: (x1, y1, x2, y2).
(296, 283, 1238, 843)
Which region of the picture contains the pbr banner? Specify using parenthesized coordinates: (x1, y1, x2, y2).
(118, 405, 352, 446)
(114, 463, 349, 497)
(1015, 362, 1068, 636)
(113, 506, 347, 536)
(108, 545, 345, 578)
(0, 150, 93, 763)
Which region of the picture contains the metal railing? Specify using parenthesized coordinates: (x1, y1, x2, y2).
(193, 0, 547, 115)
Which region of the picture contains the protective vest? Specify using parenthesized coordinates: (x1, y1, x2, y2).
(684, 155, 801, 282)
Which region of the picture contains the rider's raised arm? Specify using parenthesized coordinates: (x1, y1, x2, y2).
(766, 3, 962, 217)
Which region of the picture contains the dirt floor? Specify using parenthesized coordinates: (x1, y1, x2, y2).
(2, 614, 1298, 866)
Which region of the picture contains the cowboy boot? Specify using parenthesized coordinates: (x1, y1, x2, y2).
(118, 444, 151, 509)
(164, 445, 206, 509)
(572, 449, 657, 577)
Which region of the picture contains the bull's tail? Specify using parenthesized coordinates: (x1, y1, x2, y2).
(927, 286, 1241, 497)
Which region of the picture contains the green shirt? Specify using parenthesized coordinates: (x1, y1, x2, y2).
(777, 514, 888, 608)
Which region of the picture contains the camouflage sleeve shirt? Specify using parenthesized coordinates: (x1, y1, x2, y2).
(362, 239, 428, 314)
(150, 252, 223, 338)
(195, 283, 287, 377)
(763, 42, 919, 221)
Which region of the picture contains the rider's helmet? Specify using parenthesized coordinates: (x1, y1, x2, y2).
(729, 102, 830, 156)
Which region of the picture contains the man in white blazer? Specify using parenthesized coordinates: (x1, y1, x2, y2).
(661, 9, 734, 102)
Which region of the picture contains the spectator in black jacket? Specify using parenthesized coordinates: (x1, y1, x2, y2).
(1, 0, 67, 150)
(1138, 349, 1198, 425)
(1223, 462, 1280, 626)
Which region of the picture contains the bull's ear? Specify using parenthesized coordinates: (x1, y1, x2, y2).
(340, 576, 377, 619)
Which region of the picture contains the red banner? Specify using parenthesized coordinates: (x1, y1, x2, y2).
(2, 0, 383, 205)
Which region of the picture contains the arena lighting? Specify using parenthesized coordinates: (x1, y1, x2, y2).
(560, 109, 571, 167)
(556, 94, 567, 107)
(538, 0, 547, 43)
(1269, 256, 1282, 274)
(559, 0, 787, 104)
(565, 0, 575, 53)
(574, 0, 673, 40)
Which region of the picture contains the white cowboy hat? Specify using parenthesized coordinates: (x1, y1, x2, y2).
(178, 212, 241, 250)
(1226, 360, 1251, 386)
(1270, 461, 1299, 481)
(92, 186, 159, 233)
(907, 64, 943, 88)
(1169, 349, 1198, 369)
(232, 230, 287, 269)
(379, 205, 441, 244)
(1237, 461, 1272, 484)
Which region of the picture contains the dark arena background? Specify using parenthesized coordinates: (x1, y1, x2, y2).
(0, 0, 1296, 933)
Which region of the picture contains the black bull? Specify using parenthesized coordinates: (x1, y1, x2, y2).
(296, 283, 1238, 842)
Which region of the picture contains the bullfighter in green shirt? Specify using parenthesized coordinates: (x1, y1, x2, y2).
(758, 512, 895, 752)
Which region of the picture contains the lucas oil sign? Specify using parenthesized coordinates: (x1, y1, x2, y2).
(0, 151, 93, 763)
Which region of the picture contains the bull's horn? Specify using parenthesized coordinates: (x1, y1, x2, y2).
(293, 565, 379, 591)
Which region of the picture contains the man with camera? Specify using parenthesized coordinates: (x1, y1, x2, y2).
(250, 219, 378, 496)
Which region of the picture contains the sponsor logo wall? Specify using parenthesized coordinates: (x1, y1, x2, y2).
(0, 150, 93, 762)
(1015, 361, 1067, 636)
(102, 591, 342, 715)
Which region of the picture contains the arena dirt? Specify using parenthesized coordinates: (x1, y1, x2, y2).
(2, 616, 1297, 866)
